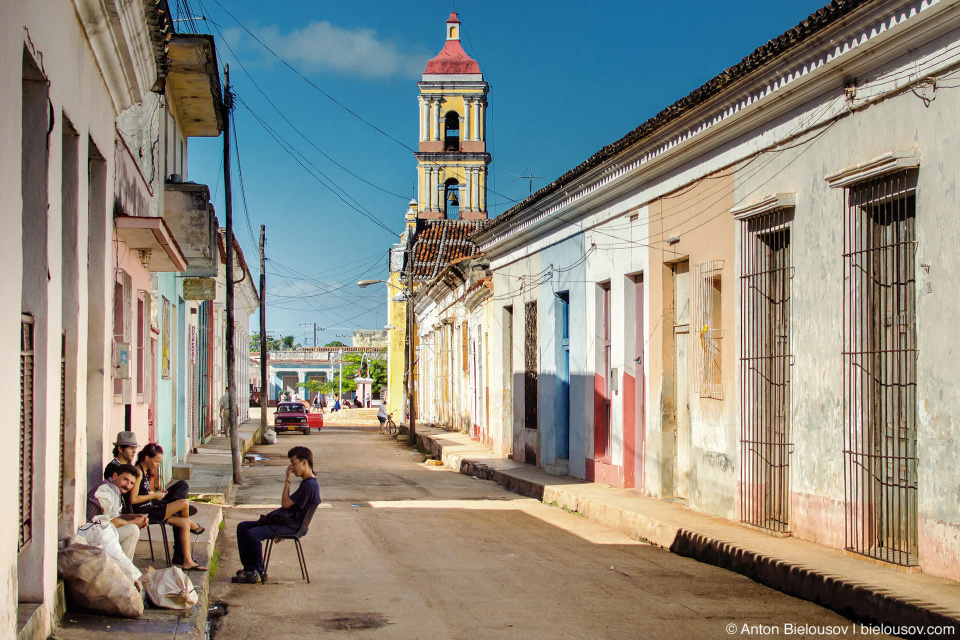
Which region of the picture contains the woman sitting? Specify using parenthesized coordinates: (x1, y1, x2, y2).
(129, 443, 207, 571)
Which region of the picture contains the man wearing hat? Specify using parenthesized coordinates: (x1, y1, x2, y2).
(103, 431, 139, 480)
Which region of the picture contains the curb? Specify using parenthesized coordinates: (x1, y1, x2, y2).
(176, 503, 223, 639)
(416, 430, 960, 632)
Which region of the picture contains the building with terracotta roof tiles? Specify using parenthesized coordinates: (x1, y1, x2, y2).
(384, 13, 493, 424)
(470, 0, 960, 583)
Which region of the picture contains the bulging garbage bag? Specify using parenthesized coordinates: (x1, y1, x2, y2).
(264, 428, 277, 444)
(140, 566, 198, 610)
(57, 541, 143, 618)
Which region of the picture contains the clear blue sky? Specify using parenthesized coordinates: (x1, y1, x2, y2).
(183, 0, 821, 347)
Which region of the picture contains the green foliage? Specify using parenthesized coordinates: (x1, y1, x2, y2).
(298, 380, 325, 395)
(250, 332, 299, 351)
(324, 340, 347, 347)
(315, 350, 387, 396)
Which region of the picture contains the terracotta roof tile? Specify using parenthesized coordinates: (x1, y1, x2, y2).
(410, 220, 485, 281)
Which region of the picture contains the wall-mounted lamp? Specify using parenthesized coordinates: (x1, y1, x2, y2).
(666, 235, 681, 245)
(138, 249, 152, 269)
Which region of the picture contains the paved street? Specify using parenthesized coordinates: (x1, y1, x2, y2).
(210, 424, 887, 639)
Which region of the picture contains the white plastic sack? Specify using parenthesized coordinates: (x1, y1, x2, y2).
(57, 541, 143, 618)
(264, 428, 277, 444)
(78, 522, 142, 583)
(140, 567, 198, 610)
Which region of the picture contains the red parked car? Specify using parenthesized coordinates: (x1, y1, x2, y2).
(273, 402, 323, 435)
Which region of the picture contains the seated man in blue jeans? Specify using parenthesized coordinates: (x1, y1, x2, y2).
(233, 446, 320, 584)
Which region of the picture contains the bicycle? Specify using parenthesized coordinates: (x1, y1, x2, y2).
(384, 413, 398, 436)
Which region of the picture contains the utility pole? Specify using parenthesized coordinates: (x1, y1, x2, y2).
(259, 225, 267, 440)
(406, 259, 416, 444)
(338, 348, 343, 404)
(223, 64, 242, 485)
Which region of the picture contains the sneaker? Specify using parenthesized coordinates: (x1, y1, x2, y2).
(231, 570, 261, 584)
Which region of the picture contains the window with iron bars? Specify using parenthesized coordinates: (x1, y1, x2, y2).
(524, 301, 538, 430)
(842, 170, 918, 567)
(738, 210, 793, 533)
(20, 314, 35, 550)
(693, 261, 724, 399)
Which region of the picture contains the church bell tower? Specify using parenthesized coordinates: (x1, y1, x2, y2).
(415, 13, 489, 221)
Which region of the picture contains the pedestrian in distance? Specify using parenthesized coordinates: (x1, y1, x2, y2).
(377, 403, 388, 433)
(333, 396, 340, 412)
(232, 446, 321, 584)
(318, 393, 327, 414)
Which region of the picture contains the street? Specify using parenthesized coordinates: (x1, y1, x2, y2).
(210, 423, 887, 639)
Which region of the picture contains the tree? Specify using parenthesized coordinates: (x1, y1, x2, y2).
(324, 340, 346, 347)
(250, 332, 282, 352)
(316, 350, 387, 396)
(281, 335, 301, 350)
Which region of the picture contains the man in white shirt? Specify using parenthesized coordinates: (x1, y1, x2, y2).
(82, 464, 148, 584)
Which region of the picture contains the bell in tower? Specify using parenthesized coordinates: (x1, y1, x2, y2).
(414, 13, 490, 221)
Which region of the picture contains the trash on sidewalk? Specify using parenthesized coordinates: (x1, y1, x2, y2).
(140, 567, 198, 610)
(263, 428, 277, 444)
(57, 536, 144, 619)
(244, 453, 268, 462)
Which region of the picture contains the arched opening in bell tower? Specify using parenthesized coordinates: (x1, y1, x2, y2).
(444, 111, 460, 151)
(443, 178, 461, 219)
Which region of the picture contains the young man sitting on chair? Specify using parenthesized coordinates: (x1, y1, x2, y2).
(233, 446, 320, 584)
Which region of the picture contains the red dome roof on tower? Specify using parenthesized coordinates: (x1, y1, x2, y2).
(423, 12, 480, 75)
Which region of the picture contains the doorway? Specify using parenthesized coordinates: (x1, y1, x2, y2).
(673, 261, 690, 499)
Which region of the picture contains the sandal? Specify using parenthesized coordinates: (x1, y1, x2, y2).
(182, 563, 208, 571)
(190, 525, 206, 536)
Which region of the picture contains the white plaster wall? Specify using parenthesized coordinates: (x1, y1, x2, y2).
(0, 0, 129, 634)
(735, 65, 960, 577)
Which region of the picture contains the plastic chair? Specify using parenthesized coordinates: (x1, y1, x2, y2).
(263, 503, 320, 583)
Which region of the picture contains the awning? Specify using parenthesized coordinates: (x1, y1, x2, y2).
(115, 215, 188, 272)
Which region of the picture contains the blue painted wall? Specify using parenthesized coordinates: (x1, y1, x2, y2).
(539, 233, 587, 477)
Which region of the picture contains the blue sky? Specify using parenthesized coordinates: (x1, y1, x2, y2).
(183, 0, 822, 347)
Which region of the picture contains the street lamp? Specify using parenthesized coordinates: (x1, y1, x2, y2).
(358, 274, 416, 445)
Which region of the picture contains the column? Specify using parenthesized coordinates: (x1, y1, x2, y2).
(478, 169, 485, 211)
(428, 168, 436, 211)
(432, 99, 441, 141)
(478, 100, 484, 141)
(473, 99, 481, 140)
(471, 168, 479, 211)
(464, 100, 471, 142)
(466, 169, 473, 213)
(419, 97, 426, 141)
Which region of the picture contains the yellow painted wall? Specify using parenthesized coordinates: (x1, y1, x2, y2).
(386, 270, 407, 417)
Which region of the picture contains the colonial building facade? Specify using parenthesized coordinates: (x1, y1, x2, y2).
(413, 0, 960, 583)
(387, 13, 491, 422)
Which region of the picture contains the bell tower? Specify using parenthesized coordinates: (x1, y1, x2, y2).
(415, 12, 489, 221)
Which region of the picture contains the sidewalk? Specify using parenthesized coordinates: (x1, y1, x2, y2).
(52, 416, 263, 640)
(414, 425, 960, 633)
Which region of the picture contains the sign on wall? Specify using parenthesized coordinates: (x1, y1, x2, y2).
(162, 297, 171, 379)
(183, 277, 216, 301)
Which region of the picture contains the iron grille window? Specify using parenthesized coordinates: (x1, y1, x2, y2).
(693, 261, 724, 399)
(843, 171, 918, 567)
(739, 211, 793, 533)
(20, 314, 35, 550)
(524, 301, 538, 429)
